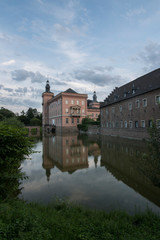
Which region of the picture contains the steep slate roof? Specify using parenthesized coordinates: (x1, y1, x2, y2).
(101, 68, 160, 108)
(64, 88, 77, 94)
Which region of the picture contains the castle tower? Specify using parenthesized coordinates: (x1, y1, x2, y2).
(89, 91, 100, 108)
(93, 91, 97, 102)
(42, 80, 54, 126)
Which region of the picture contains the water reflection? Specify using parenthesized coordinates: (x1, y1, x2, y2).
(100, 136, 160, 208)
(20, 133, 160, 214)
(42, 134, 89, 179)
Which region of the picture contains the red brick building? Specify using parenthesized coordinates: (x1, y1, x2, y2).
(100, 68, 160, 140)
(42, 82, 100, 133)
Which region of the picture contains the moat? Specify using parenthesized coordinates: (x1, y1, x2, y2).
(20, 133, 160, 215)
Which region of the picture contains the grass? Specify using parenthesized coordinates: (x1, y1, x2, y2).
(0, 199, 160, 240)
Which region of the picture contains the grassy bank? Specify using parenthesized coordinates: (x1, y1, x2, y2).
(0, 199, 160, 240)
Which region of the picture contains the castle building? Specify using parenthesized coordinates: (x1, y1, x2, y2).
(42, 82, 100, 132)
(100, 68, 160, 140)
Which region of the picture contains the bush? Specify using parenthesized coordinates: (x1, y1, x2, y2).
(78, 117, 100, 131)
(30, 117, 41, 126)
(0, 123, 33, 200)
(31, 128, 38, 135)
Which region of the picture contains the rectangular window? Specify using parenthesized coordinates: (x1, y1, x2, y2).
(77, 118, 80, 124)
(124, 121, 127, 128)
(148, 120, 153, 128)
(135, 100, 140, 108)
(119, 105, 122, 112)
(82, 100, 84, 105)
(142, 98, 147, 107)
(135, 121, 138, 128)
(112, 107, 115, 114)
(71, 100, 74, 104)
(65, 99, 68, 104)
(141, 120, 145, 128)
(106, 108, 108, 115)
(155, 95, 160, 105)
(82, 109, 85, 113)
(129, 121, 133, 128)
(72, 118, 74, 124)
(128, 103, 132, 110)
(106, 122, 108, 128)
(115, 122, 119, 128)
(156, 119, 160, 129)
(66, 108, 69, 113)
(66, 118, 68, 124)
(77, 100, 79, 105)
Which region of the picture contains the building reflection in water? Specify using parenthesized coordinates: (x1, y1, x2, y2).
(42, 134, 90, 181)
(42, 133, 160, 210)
(100, 135, 160, 208)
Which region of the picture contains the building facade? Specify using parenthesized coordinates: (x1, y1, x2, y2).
(42, 82, 100, 132)
(100, 68, 160, 140)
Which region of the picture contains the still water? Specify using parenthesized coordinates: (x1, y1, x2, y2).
(20, 133, 160, 215)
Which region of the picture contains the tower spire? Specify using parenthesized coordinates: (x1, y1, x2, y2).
(45, 80, 50, 92)
(93, 91, 97, 102)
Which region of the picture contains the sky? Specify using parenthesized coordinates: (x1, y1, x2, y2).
(0, 0, 160, 113)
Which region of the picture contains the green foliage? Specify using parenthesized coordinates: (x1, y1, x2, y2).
(0, 107, 15, 119)
(2, 117, 24, 128)
(18, 108, 42, 126)
(30, 117, 41, 126)
(0, 200, 160, 240)
(82, 117, 95, 125)
(0, 113, 5, 121)
(0, 122, 33, 200)
(31, 128, 38, 135)
(78, 117, 100, 131)
(17, 114, 30, 125)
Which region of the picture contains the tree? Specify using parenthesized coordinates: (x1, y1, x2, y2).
(26, 108, 35, 121)
(30, 117, 41, 126)
(0, 107, 15, 119)
(0, 122, 33, 200)
(2, 117, 24, 128)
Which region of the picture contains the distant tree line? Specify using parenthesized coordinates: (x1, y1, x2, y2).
(0, 107, 42, 127)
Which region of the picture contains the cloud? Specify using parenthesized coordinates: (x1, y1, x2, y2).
(0, 96, 41, 109)
(93, 66, 114, 72)
(131, 42, 160, 71)
(53, 80, 67, 86)
(126, 7, 146, 18)
(0, 32, 10, 41)
(11, 69, 47, 83)
(72, 69, 122, 87)
(2, 60, 15, 66)
(3, 87, 13, 92)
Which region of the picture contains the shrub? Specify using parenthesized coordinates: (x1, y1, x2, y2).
(0, 123, 33, 200)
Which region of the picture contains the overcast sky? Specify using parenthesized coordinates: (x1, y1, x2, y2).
(0, 0, 160, 113)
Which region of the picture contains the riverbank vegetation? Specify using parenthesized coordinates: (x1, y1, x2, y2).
(0, 122, 33, 200)
(1, 199, 160, 240)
